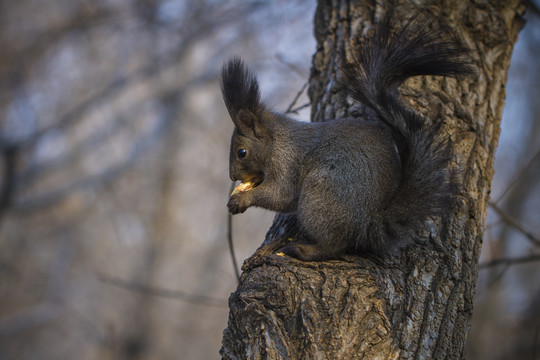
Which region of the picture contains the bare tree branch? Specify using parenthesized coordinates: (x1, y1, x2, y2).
(493, 147, 540, 205)
(479, 254, 540, 269)
(13, 109, 170, 212)
(98, 274, 227, 308)
(0, 146, 17, 220)
(528, 0, 540, 16)
(287, 102, 310, 114)
(487, 263, 510, 288)
(11, 1, 262, 151)
(0, 3, 122, 97)
(227, 182, 241, 283)
(489, 201, 540, 246)
(284, 82, 309, 114)
(275, 53, 307, 78)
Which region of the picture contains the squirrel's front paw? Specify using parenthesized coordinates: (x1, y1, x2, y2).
(279, 243, 304, 259)
(227, 195, 249, 214)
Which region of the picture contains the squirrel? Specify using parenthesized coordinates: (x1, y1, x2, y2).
(221, 14, 473, 261)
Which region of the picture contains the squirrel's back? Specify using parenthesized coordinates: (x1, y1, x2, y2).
(282, 14, 473, 259)
(337, 13, 474, 254)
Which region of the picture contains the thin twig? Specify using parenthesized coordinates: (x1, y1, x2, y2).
(487, 263, 510, 288)
(98, 274, 227, 308)
(535, 319, 540, 360)
(228, 181, 241, 283)
(489, 202, 540, 246)
(287, 102, 310, 114)
(479, 254, 540, 269)
(0, 146, 17, 220)
(285, 82, 309, 114)
(276, 55, 310, 115)
(275, 54, 305, 78)
(485, 219, 504, 229)
(493, 147, 540, 205)
(528, 0, 540, 16)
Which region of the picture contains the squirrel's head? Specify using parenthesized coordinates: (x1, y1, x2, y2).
(221, 58, 274, 186)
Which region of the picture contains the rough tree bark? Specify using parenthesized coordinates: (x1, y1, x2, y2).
(220, 1, 525, 359)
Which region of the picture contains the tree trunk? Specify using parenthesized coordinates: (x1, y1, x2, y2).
(220, 1, 525, 359)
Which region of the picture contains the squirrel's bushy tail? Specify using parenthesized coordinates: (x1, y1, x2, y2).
(341, 14, 474, 250)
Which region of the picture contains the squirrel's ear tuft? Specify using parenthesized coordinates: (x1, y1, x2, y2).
(221, 58, 262, 119)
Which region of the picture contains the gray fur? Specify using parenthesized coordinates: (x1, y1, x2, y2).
(221, 14, 472, 260)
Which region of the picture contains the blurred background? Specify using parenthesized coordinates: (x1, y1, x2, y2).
(0, 0, 538, 359)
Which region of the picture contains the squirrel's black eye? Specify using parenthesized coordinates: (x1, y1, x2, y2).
(237, 148, 247, 159)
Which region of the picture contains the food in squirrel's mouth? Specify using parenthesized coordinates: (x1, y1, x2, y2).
(231, 181, 254, 196)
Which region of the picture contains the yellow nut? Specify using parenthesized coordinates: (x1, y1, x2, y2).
(231, 181, 254, 196)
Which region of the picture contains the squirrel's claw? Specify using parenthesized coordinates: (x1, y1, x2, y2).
(227, 196, 248, 214)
